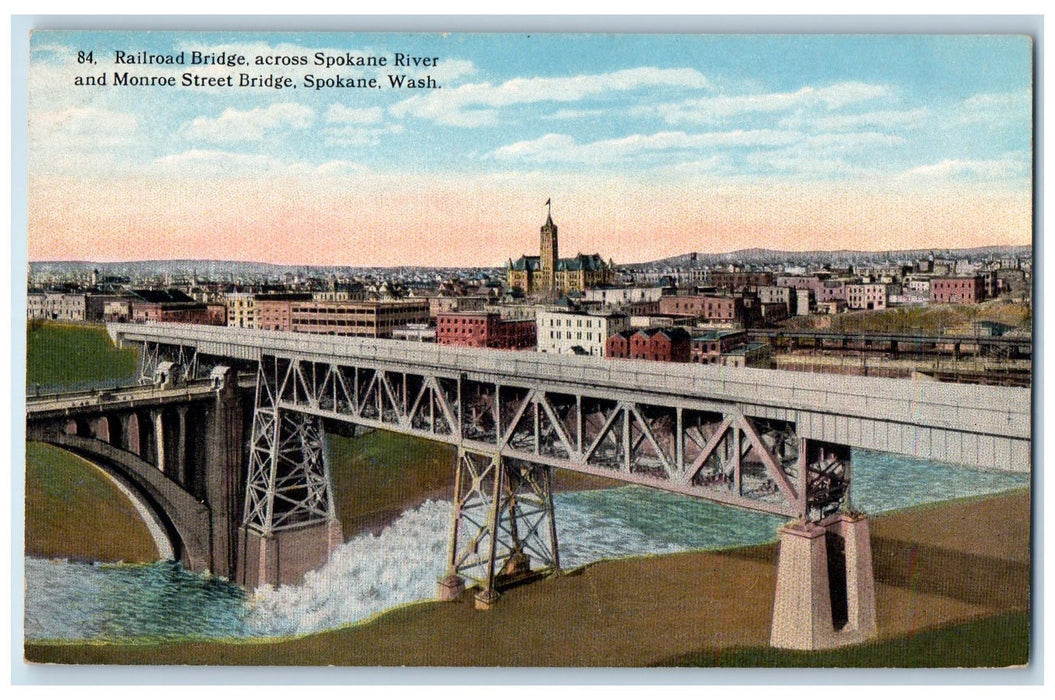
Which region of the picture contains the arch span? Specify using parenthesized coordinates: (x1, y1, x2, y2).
(30, 432, 213, 573)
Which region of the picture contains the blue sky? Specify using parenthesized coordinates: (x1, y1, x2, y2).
(27, 30, 1034, 264)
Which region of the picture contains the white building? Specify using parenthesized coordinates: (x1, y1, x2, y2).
(536, 310, 629, 357)
(845, 284, 892, 311)
(582, 286, 663, 307)
(27, 292, 46, 319)
(794, 288, 812, 316)
(757, 285, 793, 312)
(225, 292, 256, 329)
(904, 277, 932, 294)
(30, 292, 87, 321)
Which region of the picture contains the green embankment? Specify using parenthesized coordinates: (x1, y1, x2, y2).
(24, 488, 1031, 667)
(656, 611, 1030, 668)
(328, 430, 455, 534)
(25, 322, 153, 562)
(781, 301, 1031, 335)
(328, 429, 618, 536)
(26, 321, 138, 387)
(24, 442, 159, 562)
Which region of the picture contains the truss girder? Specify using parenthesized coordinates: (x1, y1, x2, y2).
(445, 448, 560, 594)
(258, 352, 850, 520)
(243, 359, 336, 536)
(138, 340, 201, 384)
(802, 440, 852, 521)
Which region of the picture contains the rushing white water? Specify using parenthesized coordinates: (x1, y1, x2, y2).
(246, 500, 451, 637)
(24, 450, 1029, 642)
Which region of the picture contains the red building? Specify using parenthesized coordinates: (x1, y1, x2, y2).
(607, 327, 691, 362)
(254, 293, 313, 331)
(930, 276, 985, 304)
(130, 289, 226, 326)
(691, 330, 748, 364)
(436, 312, 536, 349)
(659, 295, 744, 323)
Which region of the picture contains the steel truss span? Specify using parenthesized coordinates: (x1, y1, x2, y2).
(246, 353, 848, 519)
(109, 322, 1032, 474)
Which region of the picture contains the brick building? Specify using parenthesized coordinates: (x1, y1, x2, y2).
(607, 327, 692, 362)
(289, 299, 430, 337)
(436, 312, 536, 349)
(690, 330, 748, 364)
(508, 209, 614, 297)
(845, 283, 891, 311)
(658, 295, 744, 323)
(131, 289, 225, 325)
(930, 276, 985, 304)
(27, 292, 88, 322)
(254, 293, 313, 331)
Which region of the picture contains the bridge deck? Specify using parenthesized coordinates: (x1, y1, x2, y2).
(107, 322, 1031, 472)
(26, 380, 219, 419)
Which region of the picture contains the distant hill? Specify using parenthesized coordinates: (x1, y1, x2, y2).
(628, 245, 1032, 269)
(28, 244, 1031, 278)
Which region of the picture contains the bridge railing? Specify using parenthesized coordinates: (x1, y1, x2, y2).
(108, 322, 1032, 441)
(26, 376, 140, 399)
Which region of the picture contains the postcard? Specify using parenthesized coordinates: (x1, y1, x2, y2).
(20, 25, 1033, 671)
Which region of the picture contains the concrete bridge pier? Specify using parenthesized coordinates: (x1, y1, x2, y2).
(770, 511, 876, 650)
(202, 367, 247, 579)
(438, 448, 560, 610)
(771, 437, 875, 650)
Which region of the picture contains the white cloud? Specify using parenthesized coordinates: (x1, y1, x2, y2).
(812, 81, 890, 108)
(324, 124, 405, 147)
(29, 106, 140, 150)
(898, 157, 1031, 181)
(956, 91, 1032, 126)
(490, 129, 802, 164)
(642, 81, 892, 125)
(181, 103, 315, 142)
(661, 155, 735, 176)
(391, 67, 711, 127)
(325, 105, 384, 125)
(784, 108, 929, 132)
(152, 149, 365, 179)
(745, 132, 905, 176)
(544, 107, 612, 120)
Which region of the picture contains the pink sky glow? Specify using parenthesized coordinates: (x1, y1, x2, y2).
(28, 175, 1032, 267)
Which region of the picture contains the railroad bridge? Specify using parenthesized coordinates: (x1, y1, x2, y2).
(25, 322, 1031, 650)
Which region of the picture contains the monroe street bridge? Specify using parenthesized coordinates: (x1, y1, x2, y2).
(25, 322, 1031, 649)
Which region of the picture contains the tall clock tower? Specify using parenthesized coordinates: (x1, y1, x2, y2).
(539, 199, 558, 294)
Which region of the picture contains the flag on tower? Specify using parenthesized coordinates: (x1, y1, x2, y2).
(545, 198, 551, 207)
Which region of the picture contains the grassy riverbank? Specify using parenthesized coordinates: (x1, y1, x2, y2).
(25, 487, 1030, 667)
(24, 442, 158, 562)
(781, 300, 1031, 335)
(24, 428, 620, 564)
(26, 321, 138, 388)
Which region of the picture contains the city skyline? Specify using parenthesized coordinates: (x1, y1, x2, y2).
(28, 31, 1033, 267)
